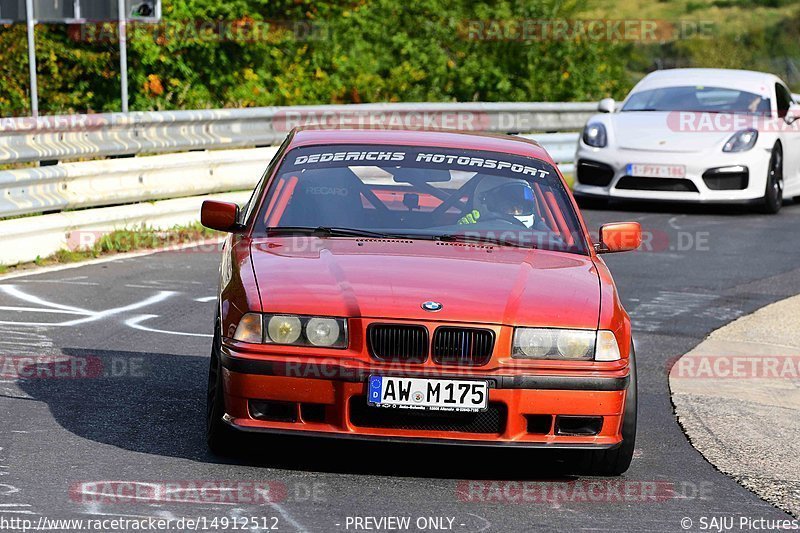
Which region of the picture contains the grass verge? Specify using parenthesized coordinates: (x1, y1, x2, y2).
(0, 222, 222, 275)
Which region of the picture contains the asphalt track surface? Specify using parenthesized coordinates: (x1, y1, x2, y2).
(1, 201, 799, 532)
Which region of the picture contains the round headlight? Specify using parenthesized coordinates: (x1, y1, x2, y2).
(582, 122, 607, 148)
(516, 328, 554, 357)
(556, 330, 595, 359)
(267, 315, 302, 344)
(306, 318, 340, 347)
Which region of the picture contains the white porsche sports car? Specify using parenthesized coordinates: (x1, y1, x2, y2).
(573, 68, 800, 213)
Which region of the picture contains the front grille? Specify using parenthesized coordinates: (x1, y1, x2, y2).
(576, 159, 615, 186)
(367, 324, 429, 363)
(349, 397, 506, 434)
(432, 327, 494, 366)
(702, 167, 749, 190)
(616, 176, 699, 192)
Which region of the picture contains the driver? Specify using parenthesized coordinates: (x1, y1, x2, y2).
(458, 177, 537, 228)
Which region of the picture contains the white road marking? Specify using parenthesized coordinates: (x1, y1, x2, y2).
(0, 341, 53, 347)
(0, 484, 19, 496)
(267, 502, 308, 533)
(467, 513, 491, 533)
(125, 280, 204, 290)
(17, 280, 99, 286)
(0, 288, 176, 327)
(193, 296, 217, 303)
(124, 315, 213, 338)
(0, 285, 93, 315)
(0, 306, 85, 315)
(668, 216, 684, 230)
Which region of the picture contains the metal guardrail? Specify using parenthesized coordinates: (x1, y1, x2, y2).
(0, 147, 277, 218)
(0, 134, 578, 219)
(0, 102, 595, 164)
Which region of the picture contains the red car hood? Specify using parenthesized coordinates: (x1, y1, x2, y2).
(249, 237, 600, 328)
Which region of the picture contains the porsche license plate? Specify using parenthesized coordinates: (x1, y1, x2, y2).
(367, 376, 488, 412)
(626, 163, 686, 178)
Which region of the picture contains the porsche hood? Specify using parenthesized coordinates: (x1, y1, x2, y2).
(606, 112, 735, 153)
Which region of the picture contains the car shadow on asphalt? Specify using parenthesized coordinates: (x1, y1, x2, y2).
(17, 348, 580, 481)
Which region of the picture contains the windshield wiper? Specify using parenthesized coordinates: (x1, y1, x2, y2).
(266, 226, 407, 239)
(434, 233, 535, 249)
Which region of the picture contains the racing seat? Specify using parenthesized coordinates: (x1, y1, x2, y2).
(277, 169, 367, 228)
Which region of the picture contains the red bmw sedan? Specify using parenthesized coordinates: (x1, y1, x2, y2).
(201, 128, 641, 475)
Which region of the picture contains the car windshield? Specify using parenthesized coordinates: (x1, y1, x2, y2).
(254, 144, 587, 255)
(622, 85, 771, 114)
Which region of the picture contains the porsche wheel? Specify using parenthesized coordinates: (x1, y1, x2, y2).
(206, 320, 240, 456)
(759, 144, 783, 214)
(577, 346, 637, 476)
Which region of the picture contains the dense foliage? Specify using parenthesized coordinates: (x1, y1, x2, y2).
(0, 0, 630, 115)
(3, 0, 798, 117)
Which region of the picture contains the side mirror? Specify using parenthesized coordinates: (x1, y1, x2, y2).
(597, 98, 615, 113)
(596, 222, 641, 253)
(201, 200, 241, 232)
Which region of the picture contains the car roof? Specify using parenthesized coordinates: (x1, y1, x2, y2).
(632, 68, 781, 96)
(286, 128, 557, 165)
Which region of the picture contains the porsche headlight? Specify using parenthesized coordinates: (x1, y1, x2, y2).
(512, 328, 620, 361)
(723, 128, 758, 152)
(263, 314, 347, 348)
(582, 123, 607, 148)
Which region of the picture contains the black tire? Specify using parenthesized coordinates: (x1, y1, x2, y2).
(759, 144, 783, 214)
(577, 345, 637, 476)
(206, 321, 241, 456)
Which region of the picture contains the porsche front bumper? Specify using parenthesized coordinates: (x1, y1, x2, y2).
(573, 145, 773, 203)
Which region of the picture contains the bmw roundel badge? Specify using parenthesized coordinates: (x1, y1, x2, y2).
(421, 301, 443, 312)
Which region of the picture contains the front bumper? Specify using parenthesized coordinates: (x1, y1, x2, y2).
(573, 145, 772, 203)
(219, 347, 630, 449)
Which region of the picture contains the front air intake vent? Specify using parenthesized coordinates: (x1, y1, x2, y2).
(367, 324, 429, 363)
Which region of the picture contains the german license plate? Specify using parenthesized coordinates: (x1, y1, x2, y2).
(626, 163, 686, 178)
(367, 376, 488, 412)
